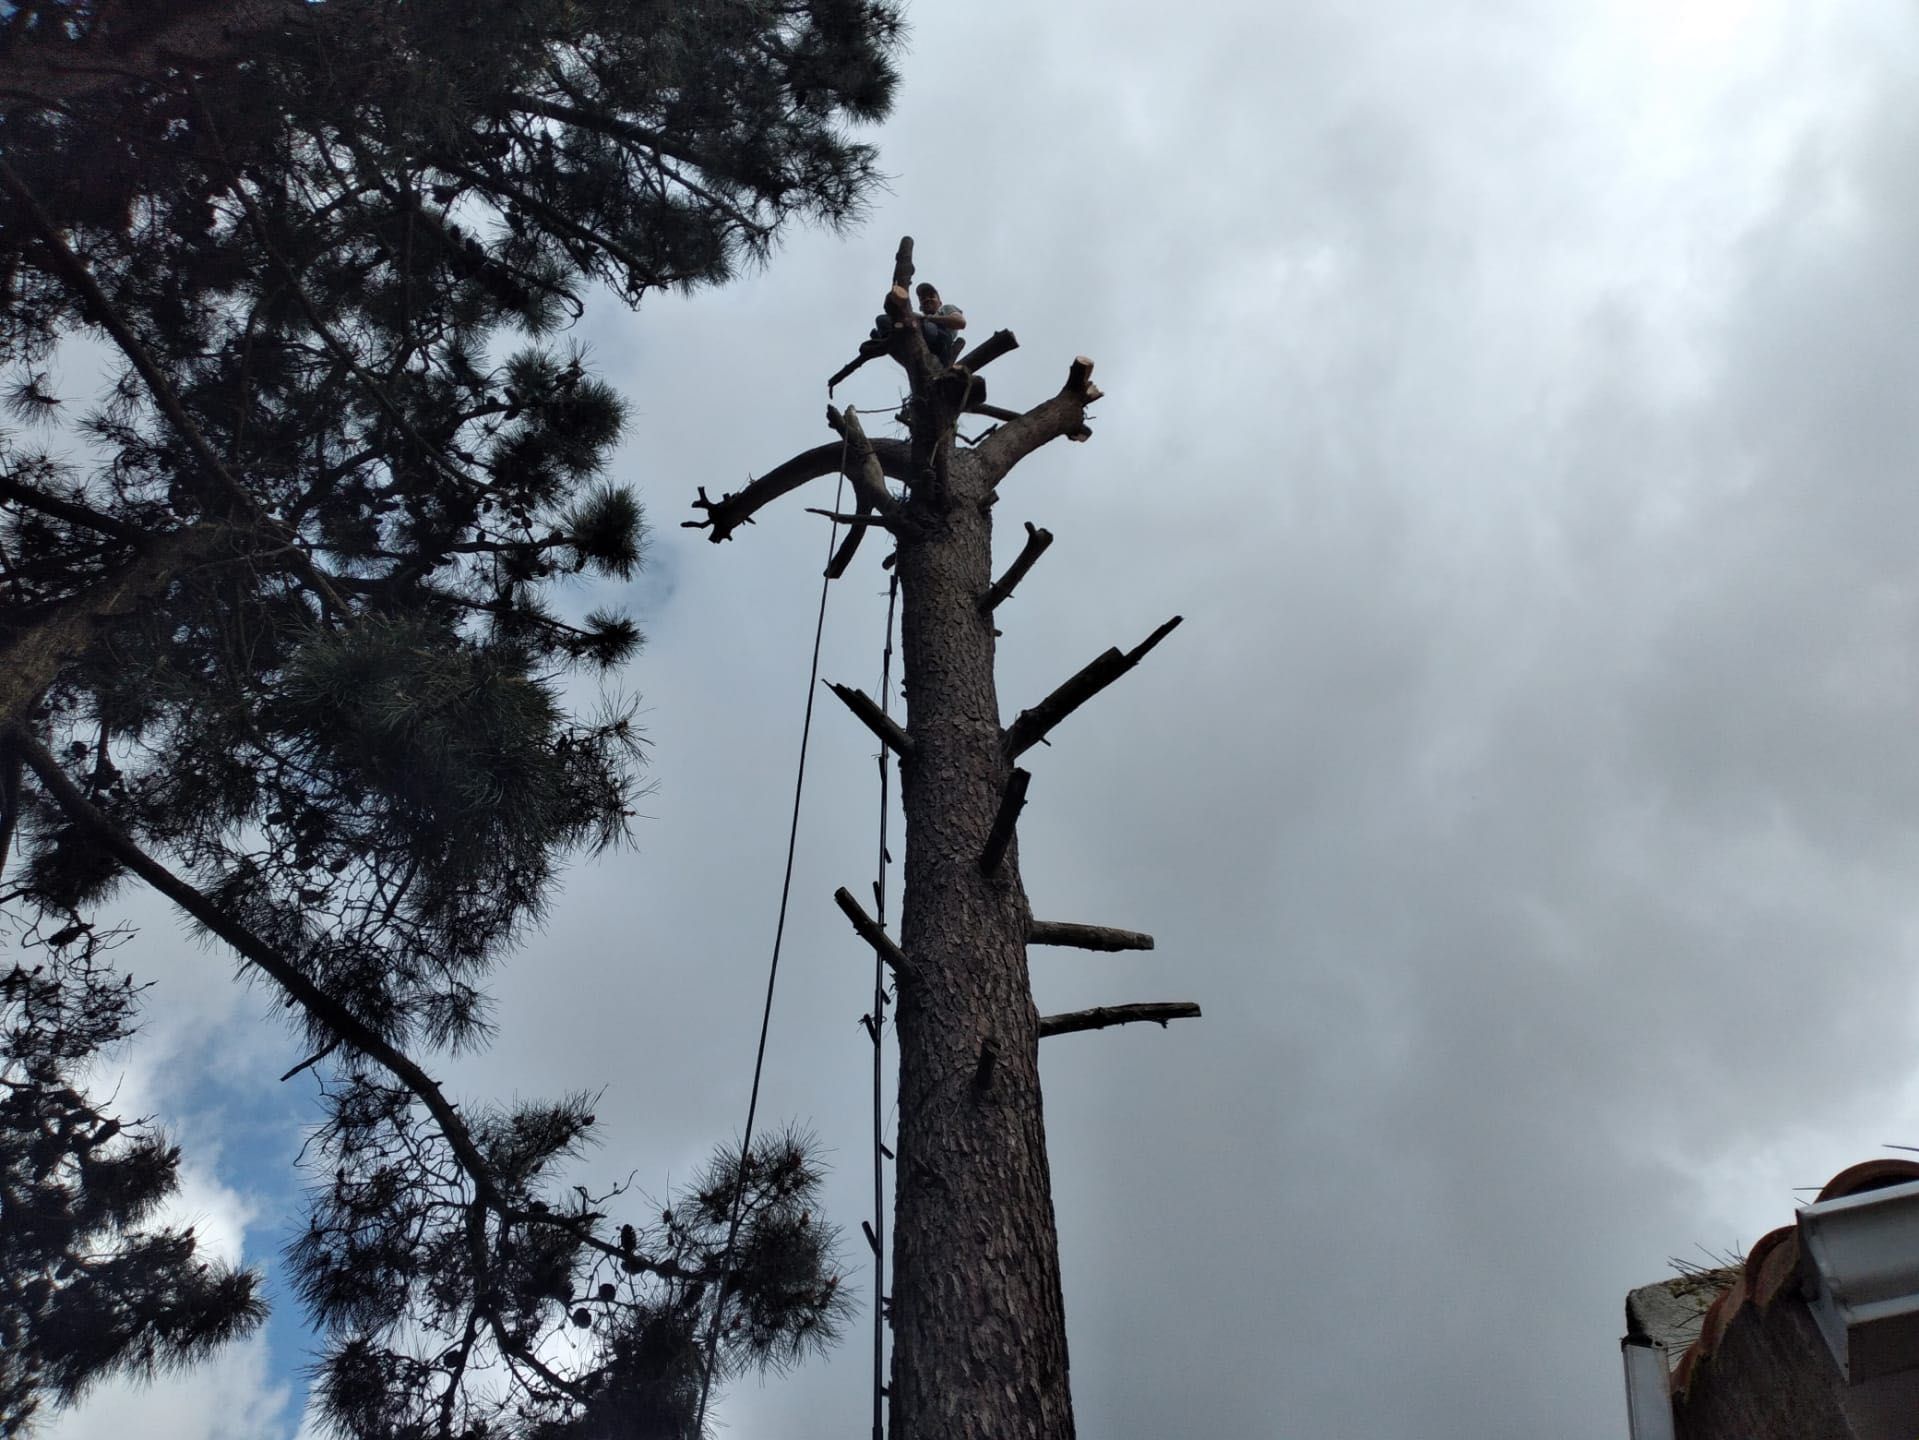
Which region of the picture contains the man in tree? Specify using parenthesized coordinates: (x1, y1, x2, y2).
(0, 0, 904, 1431)
(871, 281, 967, 363)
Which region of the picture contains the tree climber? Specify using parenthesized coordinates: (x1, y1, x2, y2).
(872, 281, 967, 363)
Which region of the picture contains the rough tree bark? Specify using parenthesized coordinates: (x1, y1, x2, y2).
(688, 238, 1197, 1439)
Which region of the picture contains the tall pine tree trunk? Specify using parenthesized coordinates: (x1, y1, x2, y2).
(887, 436, 1074, 1440)
(689, 238, 1194, 1439)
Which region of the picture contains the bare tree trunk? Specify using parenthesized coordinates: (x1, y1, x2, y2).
(689, 237, 1196, 1439)
(886, 435, 1075, 1440)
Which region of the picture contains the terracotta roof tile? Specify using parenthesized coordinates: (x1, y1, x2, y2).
(1665, 1157, 1919, 1393)
(1815, 1158, 1919, 1203)
(1745, 1225, 1799, 1310)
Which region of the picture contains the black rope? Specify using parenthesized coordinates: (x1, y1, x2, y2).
(870, 567, 900, 1440)
(693, 451, 849, 1435)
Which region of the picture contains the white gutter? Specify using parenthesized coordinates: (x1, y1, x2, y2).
(1797, 1177, 1919, 1383)
(1621, 1337, 1677, 1440)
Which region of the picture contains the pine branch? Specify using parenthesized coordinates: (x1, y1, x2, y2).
(979, 522, 1054, 614)
(0, 475, 151, 544)
(684, 438, 914, 542)
(978, 768, 1031, 877)
(1003, 616, 1183, 759)
(833, 887, 907, 973)
(10, 726, 500, 1197)
(824, 682, 912, 757)
(0, 157, 349, 619)
(1026, 921, 1155, 952)
(0, 519, 246, 731)
(1038, 1003, 1200, 1038)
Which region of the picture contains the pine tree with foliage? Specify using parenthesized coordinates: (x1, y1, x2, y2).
(0, 1, 900, 1431)
(0, 942, 265, 1434)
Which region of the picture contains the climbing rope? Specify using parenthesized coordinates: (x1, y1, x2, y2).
(869, 567, 900, 1440)
(692, 440, 850, 1435)
(694, 400, 904, 1436)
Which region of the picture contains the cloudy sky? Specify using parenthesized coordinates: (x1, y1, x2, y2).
(41, 1, 1919, 1437)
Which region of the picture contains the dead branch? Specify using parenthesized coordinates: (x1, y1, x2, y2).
(978, 768, 1031, 877)
(826, 404, 904, 523)
(967, 402, 1023, 424)
(1027, 921, 1155, 952)
(1038, 1003, 1200, 1038)
(1003, 615, 1183, 758)
(834, 886, 907, 973)
(970, 355, 1104, 486)
(958, 329, 1019, 374)
(980, 523, 1055, 614)
(806, 508, 890, 526)
(684, 436, 913, 542)
(828, 339, 891, 393)
(824, 500, 874, 580)
(825, 681, 913, 757)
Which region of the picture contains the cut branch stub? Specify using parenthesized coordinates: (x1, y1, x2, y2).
(980, 522, 1055, 614)
(834, 886, 908, 974)
(825, 681, 913, 757)
(973, 1036, 1000, 1091)
(958, 329, 1019, 374)
(891, 235, 916, 289)
(978, 767, 1032, 877)
(969, 354, 1105, 485)
(1038, 1003, 1201, 1039)
(1027, 921, 1155, 952)
(1003, 615, 1183, 759)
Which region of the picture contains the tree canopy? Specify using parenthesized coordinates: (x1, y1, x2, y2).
(0, 0, 902, 1431)
(0, 949, 265, 1434)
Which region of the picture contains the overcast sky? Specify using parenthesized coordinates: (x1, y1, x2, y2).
(39, 2, 1919, 1437)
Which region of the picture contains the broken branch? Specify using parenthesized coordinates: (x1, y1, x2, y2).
(1038, 1003, 1200, 1039)
(828, 340, 890, 393)
(834, 886, 908, 973)
(1027, 922, 1155, 952)
(683, 436, 913, 542)
(980, 523, 1055, 614)
(825, 682, 913, 757)
(978, 768, 1032, 877)
(1003, 615, 1183, 758)
(824, 500, 874, 581)
(825, 405, 904, 524)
